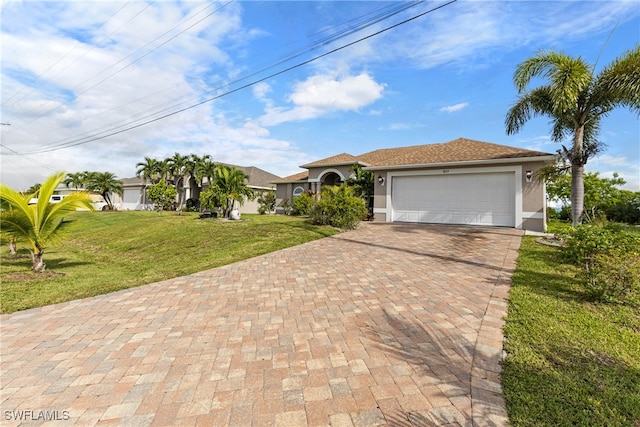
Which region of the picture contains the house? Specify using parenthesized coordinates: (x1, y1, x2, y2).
(113, 164, 280, 213)
(274, 137, 555, 232)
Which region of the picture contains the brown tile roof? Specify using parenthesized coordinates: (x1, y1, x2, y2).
(301, 153, 362, 168)
(232, 166, 280, 188)
(358, 138, 552, 167)
(272, 171, 309, 183)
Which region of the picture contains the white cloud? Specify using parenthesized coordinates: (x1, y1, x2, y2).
(591, 154, 630, 167)
(439, 102, 468, 113)
(259, 73, 385, 126)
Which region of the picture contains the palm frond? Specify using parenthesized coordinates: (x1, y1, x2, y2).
(513, 50, 592, 114)
(505, 87, 554, 135)
(593, 44, 640, 116)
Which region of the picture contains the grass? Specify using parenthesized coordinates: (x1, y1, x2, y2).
(0, 211, 338, 314)
(502, 235, 640, 426)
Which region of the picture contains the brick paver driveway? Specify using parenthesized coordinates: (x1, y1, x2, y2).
(1, 223, 521, 426)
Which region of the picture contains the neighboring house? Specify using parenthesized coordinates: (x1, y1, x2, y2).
(274, 137, 555, 232)
(113, 163, 280, 213)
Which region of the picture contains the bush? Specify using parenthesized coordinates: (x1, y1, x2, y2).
(309, 186, 367, 230)
(606, 203, 640, 225)
(292, 192, 314, 216)
(561, 223, 640, 304)
(186, 198, 200, 212)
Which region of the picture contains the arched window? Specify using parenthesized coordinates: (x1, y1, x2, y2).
(293, 186, 305, 197)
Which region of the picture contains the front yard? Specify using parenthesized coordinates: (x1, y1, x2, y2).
(0, 211, 338, 314)
(1, 213, 638, 424)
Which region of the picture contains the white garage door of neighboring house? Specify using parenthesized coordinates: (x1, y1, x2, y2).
(392, 172, 515, 227)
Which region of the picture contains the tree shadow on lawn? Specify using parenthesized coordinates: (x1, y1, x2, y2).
(1, 254, 91, 276)
(512, 268, 590, 303)
(502, 341, 640, 426)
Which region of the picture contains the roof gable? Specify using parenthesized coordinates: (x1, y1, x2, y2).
(301, 153, 361, 168)
(273, 171, 309, 183)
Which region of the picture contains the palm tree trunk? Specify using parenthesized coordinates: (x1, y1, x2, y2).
(9, 239, 17, 256)
(570, 125, 586, 227)
(30, 249, 46, 272)
(571, 164, 585, 226)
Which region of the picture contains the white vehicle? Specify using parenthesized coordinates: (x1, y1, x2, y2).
(27, 194, 108, 211)
(28, 195, 66, 205)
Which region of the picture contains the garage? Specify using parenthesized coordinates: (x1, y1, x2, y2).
(391, 172, 516, 227)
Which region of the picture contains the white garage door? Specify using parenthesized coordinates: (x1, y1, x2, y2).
(392, 173, 515, 227)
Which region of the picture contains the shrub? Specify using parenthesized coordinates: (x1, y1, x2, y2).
(606, 202, 640, 225)
(561, 223, 640, 304)
(256, 191, 276, 215)
(292, 192, 314, 216)
(186, 198, 200, 212)
(147, 180, 178, 212)
(309, 186, 367, 230)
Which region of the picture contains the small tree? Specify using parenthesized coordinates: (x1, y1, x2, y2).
(256, 190, 276, 215)
(0, 172, 94, 272)
(207, 166, 254, 218)
(85, 171, 123, 210)
(345, 164, 374, 209)
(147, 180, 177, 213)
(200, 185, 220, 213)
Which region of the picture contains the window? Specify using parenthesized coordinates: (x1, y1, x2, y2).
(293, 186, 305, 197)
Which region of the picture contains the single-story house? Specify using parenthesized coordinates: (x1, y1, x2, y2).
(113, 163, 280, 213)
(274, 137, 556, 232)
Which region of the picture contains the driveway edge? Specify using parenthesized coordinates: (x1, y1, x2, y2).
(471, 229, 522, 426)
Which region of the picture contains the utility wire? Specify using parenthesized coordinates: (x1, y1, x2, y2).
(8, 1, 231, 130)
(1, 1, 141, 108)
(18, 0, 426, 151)
(13, 0, 457, 155)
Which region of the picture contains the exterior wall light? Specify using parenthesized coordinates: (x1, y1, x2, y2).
(378, 175, 385, 186)
(525, 170, 533, 182)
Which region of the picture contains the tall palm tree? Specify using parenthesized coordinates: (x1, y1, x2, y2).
(0, 172, 94, 272)
(85, 171, 123, 210)
(166, 152, 188, 206)
(212, 165, 254, 217)
(505, 45, 640, 226)
(135, 157, 165, 184)
(195, 157, 217, 188)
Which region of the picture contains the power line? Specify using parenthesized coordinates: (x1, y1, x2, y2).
(15, 0, 416, 147)
(1, 1, 140, 108)
(7, 1, 231, 130)
(8, 0, 457, 155)
(12, 0, 427, 152)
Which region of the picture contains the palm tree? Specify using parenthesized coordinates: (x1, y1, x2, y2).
(505, 45, 640, 226)
(85, 171, 123, 210)
(63, 172, 86, 189)
(211, 165, 254, 217)
(196, 157, 217, 188)
(136, 157, 165, 184)
(0, 172, 94, 272)
(166, 152, 188, 206)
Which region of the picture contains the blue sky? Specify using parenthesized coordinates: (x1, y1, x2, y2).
(1, 0, 638, 191)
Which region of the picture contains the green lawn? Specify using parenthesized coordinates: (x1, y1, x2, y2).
(0, 211, 338, 314)
(502, 235, 640, 426)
